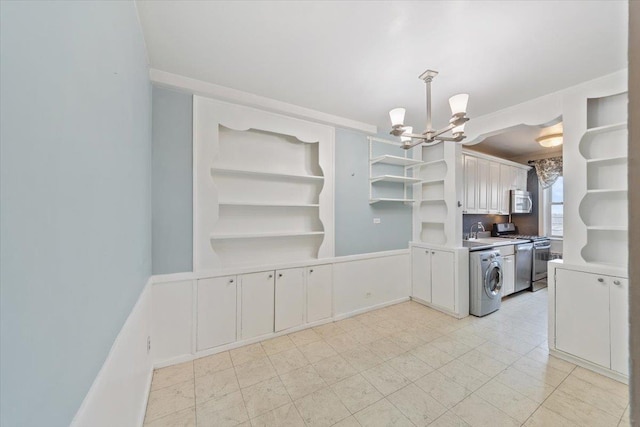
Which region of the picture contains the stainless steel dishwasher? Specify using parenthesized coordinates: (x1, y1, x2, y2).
(514, 242, 533, 292)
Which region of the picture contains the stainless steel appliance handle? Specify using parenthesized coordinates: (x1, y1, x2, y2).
(534, 244, 551, 250)
(525, 196, 532, 211)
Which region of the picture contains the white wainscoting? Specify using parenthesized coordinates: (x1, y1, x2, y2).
(71, 279, 153, 427)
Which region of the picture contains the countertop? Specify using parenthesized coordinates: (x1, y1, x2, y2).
(463, 237, 531, 252)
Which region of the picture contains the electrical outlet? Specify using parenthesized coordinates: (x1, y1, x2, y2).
(147, 336, 151, 354)
(373, 218, 381, 224)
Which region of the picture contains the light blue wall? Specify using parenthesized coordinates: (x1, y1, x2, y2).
(149, 89, 412, 272)
(152, 87, 193, 274)
(334, 128, 412, 256)
(0, 2, 152, 426)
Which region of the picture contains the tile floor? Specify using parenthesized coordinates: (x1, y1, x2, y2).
(143, 289, 631, 427)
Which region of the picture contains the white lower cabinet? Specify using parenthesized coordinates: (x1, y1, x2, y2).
(241, 271, 275, 339)
(275, 267, 305, 332)
(555, 268, 628, 375)
(502, 255, 515, 296)
(306, 264, 332, 323)
(196, 276, 237, 351)
(411, 247, 455, 311)
(411, 248, 432, 303)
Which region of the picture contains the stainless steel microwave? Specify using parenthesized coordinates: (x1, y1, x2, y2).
(510, 190, 532, 214)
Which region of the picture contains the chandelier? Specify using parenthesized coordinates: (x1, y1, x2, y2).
(389, 70, 470, 149)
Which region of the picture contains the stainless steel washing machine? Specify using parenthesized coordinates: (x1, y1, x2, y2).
(470, 249, 503, 317)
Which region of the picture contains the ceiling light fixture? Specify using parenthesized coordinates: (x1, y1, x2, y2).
(390, 70, 470, 150)
(536, 133, 563, 148)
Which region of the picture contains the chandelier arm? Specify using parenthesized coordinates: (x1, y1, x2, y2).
(425, 77, 432, 133)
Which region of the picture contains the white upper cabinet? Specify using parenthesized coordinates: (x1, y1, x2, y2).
(488, 161, 501, 213)
(463, 155, 477, 213)
(476, 159, 489, 213)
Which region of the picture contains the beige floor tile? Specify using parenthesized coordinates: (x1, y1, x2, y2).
(404, 325, 443, 343)
(474, 341, 521, 365)
(511, 356, 570, 387)
(331, 374, 383, 413)
(325, 332, 361, 353)
(313, 322, 346, 338)
(240, 376, 291, 419)
(388, 383, 447, 425)
(353, 398, 413, 427)
(447, 329, 487, 348)
(452, 394, 519, 427)
(367, 336, 407, 361)
(523, 406, 579, 427)
(410, 343, 456, 369)
(431, 336, 474, 358)
(414, 371, 471, 409)
(234, 357, 277, 389)
(341, 345, 384, 372)
(288, 328, 322, 347)
(348, 326, 385, 345)
(493, 367, 555, 404)
(490, 335, 538, 355)
(543, 389, 621, 427)
(334, 317, 365, 332)
(230, 343, 267, 365)
(437, 360, 491, 392)
(312, 354, 358, 385)
(194, 368, 239, 404)
(428, 411, 470, 427)
(525, 347, 576, 373)
(151, 361, 194, 391)
(196, 389, 248, 427)
(570, 366, 629, 400)
(473, 379, 539, 423)
(557, 374, 628, 418)
(268, 347, 309, 375)
(332, 415, 362, 427)
(361, 362, 411, 396)
(298, 339, 338, 363)
(261, 335, 296, 356)
(294, 388, 350, 427)
(145, 379, 195, 423)
(194, 352, 233, 378)
(143, 407, 196, 427)
(250, 403, 305, 427)
(456, 349, 508, 377)
(618, 405, 631, 427)
(280, 365, 327, 400)
(386, 352, 433, 382)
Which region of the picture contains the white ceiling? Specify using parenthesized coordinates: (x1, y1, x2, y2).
(136, 0, 627, 134)
(465, 122, 564, 160)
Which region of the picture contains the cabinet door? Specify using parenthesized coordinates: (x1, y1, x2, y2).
(610, 277, 629, 376)
(515, 168, 527, 191)
(275, 267, 305, 332)
(411, 248, 432, 302)
(197, 276, 237, 351)
(463, 155, 478, 213)
(241, 271, 275, 339)
(488, 161, 501, 213)
(555, 269, 610, 368)
(477, 159, 489, 213)
(307, 264, 332, 323)
(499, 164, 512, 214)
(502, 255, 515, 296)
(430, 250, 455, 311)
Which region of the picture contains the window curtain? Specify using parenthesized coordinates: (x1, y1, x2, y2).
(531, 156, 562, 188)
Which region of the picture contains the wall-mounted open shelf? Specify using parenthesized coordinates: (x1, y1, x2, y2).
(211, 167, 324, 181)
(368, 137, 420, 204)
(211, 231, 325, 240)
(370, 175, 422, 184)
(370, 154, 425, 168)
(219, 202, 319, 208)
(369, 198, 416, 204)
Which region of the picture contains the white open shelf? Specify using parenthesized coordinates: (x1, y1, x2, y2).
(369, 198, 416, 204)
(584, 122, 626, 135)
(370, 154, 425, 167)
(421, 178, 445, 185)
(585, 156, 627, 164)
(211, 167, 324, 181)
(370, 175, 422, 184)
(586, 189, 627, 194)
(586, 226, 628, 231)
(211, 231, 324, 240)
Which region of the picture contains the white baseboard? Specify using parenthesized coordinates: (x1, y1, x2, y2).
(71, 279, 153, 427)
(549, 349, 629, 385)
(332, 297, 410, 321)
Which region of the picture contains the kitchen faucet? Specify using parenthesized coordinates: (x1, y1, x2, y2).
(468, 222, 485, 239)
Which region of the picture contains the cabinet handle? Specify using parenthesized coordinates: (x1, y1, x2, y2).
(432, 251, 435, 255)
(229, 279, 234, 284)
(597, 277, 604, 283)
(268, 274, 273, 279)
(278, 273, 283, 278)
(425, 250, 429, 254)
(309, 269, 314, 273)
(614, 280, 621, 286)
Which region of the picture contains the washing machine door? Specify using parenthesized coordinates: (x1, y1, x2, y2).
(484, 261, 503, 299)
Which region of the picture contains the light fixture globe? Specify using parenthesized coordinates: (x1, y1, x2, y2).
(389, 108, 406, 127)
(536, 133, 563, 148)
(449, 93, 469, 116)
